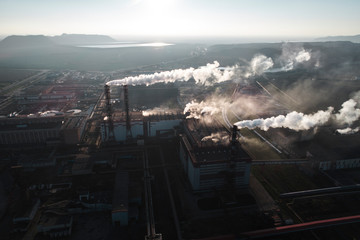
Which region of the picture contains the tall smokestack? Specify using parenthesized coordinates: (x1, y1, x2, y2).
(104, 85, 115, 141)
(223, 125, 238, 191)
(231, 125, 238, 146)
(230, 125, 238, 168)
(123, 85, 132, 139)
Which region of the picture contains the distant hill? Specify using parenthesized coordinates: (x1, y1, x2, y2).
(0, 35, 54, 48)
(315, 34, 360, 43)
(50, 33, 117, 45)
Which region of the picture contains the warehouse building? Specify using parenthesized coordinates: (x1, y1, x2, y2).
(0, 115, 87, 145)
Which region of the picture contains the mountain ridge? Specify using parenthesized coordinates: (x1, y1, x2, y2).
(315, 34, 360, 43)
(0, 33, 117, 48)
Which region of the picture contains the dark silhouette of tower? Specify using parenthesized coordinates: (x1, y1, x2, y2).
(104, 85, 115, 141)
(123, 85, 132, 140)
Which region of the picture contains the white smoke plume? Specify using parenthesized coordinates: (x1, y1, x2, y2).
(336, 127, 360, 135)
(183, 91, 281, 121)
(235, 91, 360, 132)
(142, 107, 180, 116)
(201, 132, 229, 144)
(278, 43, 312, 71)
(335, 99, 360, 125)
(107, 61, 233, 86)
(249, 54, 274, 76)
(235, 107, 334, 131)
(183, 100, 224, 119)
(106, 54, 273, 87)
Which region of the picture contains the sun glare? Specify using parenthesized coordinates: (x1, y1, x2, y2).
(141, 0, 178, 12)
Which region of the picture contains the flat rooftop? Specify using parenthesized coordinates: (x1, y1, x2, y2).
(182, 118, 251, 165)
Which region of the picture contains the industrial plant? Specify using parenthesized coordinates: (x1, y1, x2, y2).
(1, 38, 360, 240)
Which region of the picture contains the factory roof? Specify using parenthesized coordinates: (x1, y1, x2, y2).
(0, 116, 64, 131)
(182, 118, 251, 166)
(184, 118, 229, 148)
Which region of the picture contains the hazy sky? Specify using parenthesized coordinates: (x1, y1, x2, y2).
(0, 0, 359, 40)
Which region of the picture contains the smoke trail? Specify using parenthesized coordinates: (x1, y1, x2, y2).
(106, 54, 273, 87)
(142, 107, 179, 116)
(235, 91, 360, 132)
(235, 107, 334, 131)
(107, 61, 231, 86)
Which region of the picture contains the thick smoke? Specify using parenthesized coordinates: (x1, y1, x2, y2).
(106, 54, 273, 87)
(184, 100, 224, 119)
(107, 61, 233, 86)
(235, 107, 333, 131)
(336, 127, 360, 135)
(335, 99, 360, 125)
(235, 91, 360, 133)
(249, 54, 274, 76)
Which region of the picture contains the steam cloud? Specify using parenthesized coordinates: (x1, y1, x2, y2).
(184, 100, 223, 119)
(106, 55, 273, 87)
(201, 132, 229, 144)
(267, 44, 313, 72)
(280, 44, 312, 71)
(335, 99, 360, 125)
(234, 91, 360, 134)
(107, 43, 314, 87)
(235, 107, 333, 131)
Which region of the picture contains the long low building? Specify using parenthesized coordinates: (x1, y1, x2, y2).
(0, 115, 87, 146)
(179, 118, 252, 191)
(0, 116, 64, 145)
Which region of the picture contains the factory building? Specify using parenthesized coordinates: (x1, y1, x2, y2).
(101, 112, 183, 142)
(0, 116, 64, 145)
(0, 115, 87, 145)
(101, 84, 183, 143)
(179, 119, 252, 191)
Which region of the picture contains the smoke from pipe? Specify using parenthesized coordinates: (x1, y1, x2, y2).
(106, 54, 273, 87)
(235, 107, 334, 131)
(234, 91, 360, 133)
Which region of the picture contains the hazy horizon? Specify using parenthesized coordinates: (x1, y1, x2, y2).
(1, 0, 360, 42)
(0, 33, 346, 45)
